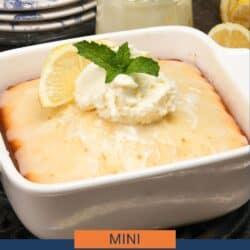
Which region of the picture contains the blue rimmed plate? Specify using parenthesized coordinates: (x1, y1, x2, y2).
(0, 0, 82, 11)
(0, 1, 96, 21)
(0, 18, 95, 45)
(0, 10, 95, 31)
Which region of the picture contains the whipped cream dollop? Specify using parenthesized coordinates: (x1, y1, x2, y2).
(74, 47, 177, 125)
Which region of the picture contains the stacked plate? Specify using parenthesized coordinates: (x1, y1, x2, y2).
(0, 0, 96, 45)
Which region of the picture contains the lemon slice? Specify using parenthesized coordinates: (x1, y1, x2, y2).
(220, 0, 231, 22)
(230, 0, 250, 29)
(39, 44, 89, 107)
(208, 22, 250, 48)
(220, 0, 250, 28)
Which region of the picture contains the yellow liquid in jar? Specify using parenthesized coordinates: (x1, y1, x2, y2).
(96, 0, 193, 34)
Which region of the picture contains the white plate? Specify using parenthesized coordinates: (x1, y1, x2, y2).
(0, 0, 81, 11)
(0, 27, 249, 239)
(0, 20, 95, 45)
(0, 1, 96, 22)
(0, 10, 95, 31)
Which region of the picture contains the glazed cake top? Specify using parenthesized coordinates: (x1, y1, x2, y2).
(0, 60, 248, 184)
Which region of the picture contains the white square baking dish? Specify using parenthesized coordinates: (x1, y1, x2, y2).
(0, 26, 249, 239)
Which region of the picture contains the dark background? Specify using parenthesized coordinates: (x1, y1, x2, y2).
(0, 0, 222, 51)
(0, 0, 249, 239)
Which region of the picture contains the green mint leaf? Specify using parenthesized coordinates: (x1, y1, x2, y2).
(114, 42, 131, 68)
(126, 57, 160, 76)
(105, 68, 122, 83)
(74, 41, 118, 83)
(74, 40, 116, 67)
(74, 41, 160, 83)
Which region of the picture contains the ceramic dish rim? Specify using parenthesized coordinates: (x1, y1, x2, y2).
(0, 26, 249, 195)
(0, 1, 96, 22)
(0, 10, 96, 32)
(0, 0, 81, 11)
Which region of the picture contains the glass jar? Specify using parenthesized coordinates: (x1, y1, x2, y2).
(96, 0, 193, 34)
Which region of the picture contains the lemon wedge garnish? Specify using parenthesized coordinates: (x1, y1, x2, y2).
(221, 0, 250, 28)
(39, 44, 89, 107)
(208, 22, 250, 48)
(230, 0, 250, 29)
(221, 0, 231, 22)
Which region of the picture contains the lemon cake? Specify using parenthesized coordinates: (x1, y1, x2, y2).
(0, 60, 248, 184)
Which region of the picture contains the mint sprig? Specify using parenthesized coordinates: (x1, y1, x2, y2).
(74, 41, 159, 83)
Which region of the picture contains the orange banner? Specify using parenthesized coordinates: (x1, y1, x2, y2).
(74, 230, 176, 249)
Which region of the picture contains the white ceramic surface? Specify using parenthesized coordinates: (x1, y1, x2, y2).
(0, 10, 95, 31)
(0, 0, 81, 11)
(0, 27, 249, 239)
(0, 1, 96, 22)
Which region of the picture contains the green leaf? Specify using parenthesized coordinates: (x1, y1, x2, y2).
(105, 68, 123, 83)
(114, 42, 131, 68)
(74, 40, 160, 83)
(126, 57, 160, 76)
(74, 41, 118, 83)
(74, 41, 116, 67)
